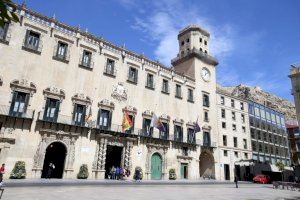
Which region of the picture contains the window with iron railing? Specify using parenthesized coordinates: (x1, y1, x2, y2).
(159, 122, 169, 140)
(146, 73, 154, 89)
(9, 91, 29, 117)
(203, 132, 211, 146)
(142, 118, 153, 137)
(128, 67, 138, 84)
(72, 104, 86, 126)
(97, 109, 112, 130)
(54, 41, 68, 61)
(187, 128, 195, 143)
(104, 58, 116, 76)
(162, 79, 169, 94)
(174, 125, 183, 142)
(23, 30, 42, 52)
(80, 50, 92, 68)
(43, 98, 60, 122)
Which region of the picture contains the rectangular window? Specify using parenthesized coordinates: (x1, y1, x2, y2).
(234, 151, 239, 158)
(220, 96, 225, 105)
(104, 58, 115, 76)
(232, 124, 236, 131)
(9, 91, 29, 117)
(232, 111, 236, 120)
(162, 79, 169, 93)
(159, 122, 169, 140)
(233, 137, 237, 148)
(223, 135, 227, 146)
(174, 125, 183, 142)
(24, 30, 40, 51)
(187, 128, 195, 143)
(240, 102, 244, 110)
(221, 109, 225, 118)
(242, 126, 246, 133)
(98, 109, 111, 130)
(187, 89, 194, 102)
(146, 73, 154, 89)
(244, 153, 248, 159)
(204, 40, 207, 45)
(224, 150, 228, 157)
(252, 142, 257, 151)
(203, 94, 210, 107)
(241, 114, 245, 123)
(203, 132, 211, 146)
(55, 41, 68, 60)
(143, 118, 153, 137)
(243, 139, 247, 149)
(81, 50, 92, 67)
(128, 67, 138, 83)
(204, 111, 209, 122)
(73, 104, 86, 126)
(43, 98, 60, 122)
(175, 84, 182, 98)
(0, 22, 9, 41)
(222, 122, 226, 129)
(231, 99, 235, 108)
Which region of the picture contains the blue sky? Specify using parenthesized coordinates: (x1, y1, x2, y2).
(16, 0, 300, 101)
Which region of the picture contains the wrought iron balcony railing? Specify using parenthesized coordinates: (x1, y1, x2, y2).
(0, 105, 35, 119)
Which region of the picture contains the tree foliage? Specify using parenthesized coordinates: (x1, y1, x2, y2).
(275, 161, 285, 172)
(10, 161, 26, 179)
(77, 164, 89, 179)
(0, 0, 19, 28)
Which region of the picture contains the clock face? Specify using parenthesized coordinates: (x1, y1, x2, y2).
(201, 68, 210, 81)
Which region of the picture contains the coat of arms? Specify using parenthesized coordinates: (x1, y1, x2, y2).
(111, 82, 127, 102)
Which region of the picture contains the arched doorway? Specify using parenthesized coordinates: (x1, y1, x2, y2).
(151, 153, 162, 180)
(199, 151, 215, 178)
(41, 142, 67, 178)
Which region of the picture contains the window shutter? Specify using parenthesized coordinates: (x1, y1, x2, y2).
(82, 105, 86, 125)
(9, 91, 17, 115)
(181, 127, 183, 141)
(23, 93, 30, 114)
(72, 104, 78, 123)
(43, 98, 50, 120)
(131, 115, 135, 132)
(54, 100, 60, 122)
(174, 125, 176, 139)
(108, 110, 112, 129)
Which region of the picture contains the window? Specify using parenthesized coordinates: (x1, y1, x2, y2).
(231, 99, 235, 108)
(159, 122, 169, 140)
(128, 67, 138, 83)
(204, 111, 209, 122)
(234, 151, 238, 158)
(203, 94, 210, 107)
(251, 128, 255, 138)
(181, 41, 184, 46)
(232, 111, 236, 120)
(0, 22, 9, 41)
(73, 104, 86, 126)
(223, 135, 227, 146)
(244, 153, 248, 159)
(263, 132, 267, 141)
(240, 102, 244, 110)
(233, 137, 237, 148)
(24, 30, 40, 51)
(221, 109, 226, 118)
(259, 143, 263, 152)
(257, 131, 261, 140)
(182, 147, 188, 156)
(200, 48, 202, 52)
(162, 79, 169, 94)
(241, 114, 245, 123)
(187, 128, 195, 143)
(174, 125, 183, 142)
(224, 150, 228, 157)
(242, 126, 246, 133)
(204, 40, 207, 45)
(9, 91, 29, 117)
(55, 41, 68, 60)
(252, 142, 257, 151)
(186, 38, 189, 43)
(220, 96, 225, 105)
(204, 50, 207, 54)
(81, 50, 92, 67)
(203, 132, 211, 146)
(243, 139, 247, 149)
(222, 122, 226, 129)
(104, 58, 115, 76)
(232, 124, 236, 131)
(187, 89, 194, 102)
(175, 84, 182, 98)
(143, 118, 153, 137)
(43, 98, 60, 122)
(200, 38, 202, 43)
(97, 109, 111, 130)
(146, 73, 154, 89)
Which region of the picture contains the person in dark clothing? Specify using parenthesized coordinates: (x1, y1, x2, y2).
(234, 176, 238, 188)
(46, 162, 55, 179)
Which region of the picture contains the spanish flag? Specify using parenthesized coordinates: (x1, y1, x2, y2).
(122, 111, 133, 132)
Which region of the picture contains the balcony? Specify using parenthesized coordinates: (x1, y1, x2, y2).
(52, 45, 70, 63)
(199, 140, 217, 148)
(0, 105, 35, 119)
(22, 38, 43, 55)
(79, 55, 94, 70)
(103, 64, 117, 77)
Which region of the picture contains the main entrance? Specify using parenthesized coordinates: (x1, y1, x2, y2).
(105, 145, 123, 179)
(224, 164, 230, 180)
(151, 153, 162, 180)
(199, 151, 215, 179)
(41, 142, 67, 178)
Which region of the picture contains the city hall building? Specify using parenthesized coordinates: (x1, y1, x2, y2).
(0, 5, 220, 180)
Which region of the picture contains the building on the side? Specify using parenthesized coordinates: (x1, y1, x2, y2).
(289, 65, 300, 126)
(216, 87, 252, 181)
(0, 4, 219, 180)
(248, 101, 292, 181)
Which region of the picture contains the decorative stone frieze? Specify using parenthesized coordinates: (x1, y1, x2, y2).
(43, 86, 65, 101)
(142, 110, 153, 118)
(71, 93, 92, 105)
(122, 106, 137, 115)
(10, 79, 37, 95)
(98, 99, 115, 111)
(111, 82, 127, 102)
(173, 118, 184, 125)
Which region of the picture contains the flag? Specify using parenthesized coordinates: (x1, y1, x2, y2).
(122, 111, 133, 132)
(150, 113, 166, 132)
(194, 118, 201, 133)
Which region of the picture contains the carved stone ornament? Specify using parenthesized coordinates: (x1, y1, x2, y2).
(202, 124, 211, 130)
(122, 105, 137, 114)
(142, 110, 153, 118)
(10, 79, 37, 95)
(43, 86, 65, 100)
(72, 93, 92, 105)
(186, 121, 195, 128)
(99, 99, 115, 110)
(173, 117, 184, 125)
(111, 82, 127, 102)
(160, 114, 170, 121)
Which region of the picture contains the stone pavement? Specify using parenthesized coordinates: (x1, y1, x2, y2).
(2, 183, 300, 200)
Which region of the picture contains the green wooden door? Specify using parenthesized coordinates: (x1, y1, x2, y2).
(181, 163, 188, 179)
(151, 153, 162, 180)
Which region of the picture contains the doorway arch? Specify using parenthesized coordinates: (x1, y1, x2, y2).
(199, 151, 215, 178)
(151, 153, 162, 180)
(41, 142, 67, 178)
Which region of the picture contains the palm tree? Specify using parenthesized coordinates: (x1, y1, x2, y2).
(0, 0, 19, 28)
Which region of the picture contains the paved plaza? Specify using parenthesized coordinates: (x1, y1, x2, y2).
(2, 183, 300, 200)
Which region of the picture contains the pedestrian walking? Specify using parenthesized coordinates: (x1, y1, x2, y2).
(116, 166, 120, 180)
(234, 176, 238, 188)
(0, 164, 5, 182)
(111, 166, 116, 180)
(46, 162, 55, 179)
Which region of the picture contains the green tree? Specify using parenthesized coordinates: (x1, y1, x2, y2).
(275, 161, 285, 182)
(0, 0, 19, 28)
(77, 164, 89, 179)
(10, 161, 26, 179)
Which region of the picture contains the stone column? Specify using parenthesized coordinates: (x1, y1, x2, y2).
(64, 137, 75, 178)
(92, 137, 107, 179)
(124, 141, 133, 171)
(32, 135, 47, 178)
